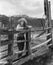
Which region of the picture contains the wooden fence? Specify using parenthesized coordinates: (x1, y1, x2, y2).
(0, 1, 52, 65)
(0, 23, 52, 65)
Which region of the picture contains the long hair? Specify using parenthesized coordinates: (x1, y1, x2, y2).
(18, 18, 27, 27)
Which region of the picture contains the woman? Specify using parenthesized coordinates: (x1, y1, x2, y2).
(16, 18, 28, 57)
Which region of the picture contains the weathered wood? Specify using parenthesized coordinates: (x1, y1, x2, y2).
(1, 29, 30, 35)
(14, 40, 27, 43)
(0, 45, 8, 52)
(0, 51, 8, 59)
(14, 50, 26, 54)
(0, 60, 7, 65)
(31, 27, 51, 32)
(0, 43, 18, 52)
(0, 33, 49, 51)
(32, 46, 48, 58)
(31, 38, 51, 50)
(46, 33, 51, 37)
(1, 36, 50, 61)
(0, 43, 49, 65)
(0, 57, 7, 64)
(13, 45, 49, 65)
(46, 1, 52, 45)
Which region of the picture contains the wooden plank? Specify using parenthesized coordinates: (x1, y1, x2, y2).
(14, 40, 27, 43)
(31, 48, 48, 59)
(0, 51, 8, 59)
(31, 27, 51, 32)
(45, 33, 51, 37)
(1, 29, 30, 35)
(0, 58, 8, 64)
(48, 44, 52, 47)
(0, 43, 17, 52)
(0, 40, 26, 51)
(31, 32, 51, 40)
(31, 33, 51, 43)
(31, 38, 51, 50)
(14, 50, 25, 54)
(34, 31, 45, 38)
(34, 46, 48, 56)
(0, 45, 8, 52)
(0, 47, 24, 60)
(0, 61, 7, 65)
(35, 32, 51, 38)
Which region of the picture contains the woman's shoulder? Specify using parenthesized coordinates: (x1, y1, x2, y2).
(16, 24, 23, 30)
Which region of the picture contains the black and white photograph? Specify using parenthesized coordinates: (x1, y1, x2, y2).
(0, 0, 53, 65)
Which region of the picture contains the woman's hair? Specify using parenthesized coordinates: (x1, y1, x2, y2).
(18, 18, 27, 27)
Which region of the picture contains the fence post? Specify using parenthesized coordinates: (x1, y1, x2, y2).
(26, 28, 31, 55)
(46, 1, 52, 45)
(28, 28, 31, 54)
(7, 30, 13, 65)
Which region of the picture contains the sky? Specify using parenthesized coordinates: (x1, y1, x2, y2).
(0, 0, 53, 19)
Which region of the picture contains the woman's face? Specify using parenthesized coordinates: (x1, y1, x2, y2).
(20, 21, 24, 26)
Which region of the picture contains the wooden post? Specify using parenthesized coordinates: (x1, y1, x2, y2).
(28, 28, 31, 54)
(7, 30, 14, 65)
(47, 1, 52, 45)
(0, 23, 1, 46)
(7, 18, 13, 65)
(26, 28, 31, 55)
(44, 0, 52, 45)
